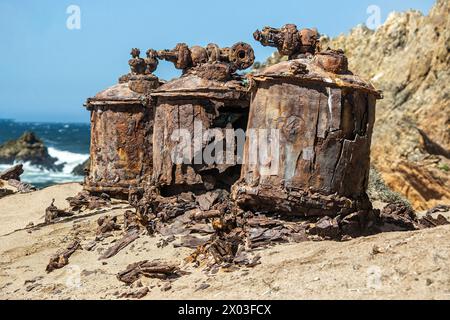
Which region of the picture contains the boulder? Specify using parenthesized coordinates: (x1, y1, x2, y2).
(0, 164, 24, 181)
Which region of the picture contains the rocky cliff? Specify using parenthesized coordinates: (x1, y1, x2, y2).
(256, 0, 449, 210)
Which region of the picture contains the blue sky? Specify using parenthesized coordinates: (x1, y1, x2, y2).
(0, 0, 435, 123)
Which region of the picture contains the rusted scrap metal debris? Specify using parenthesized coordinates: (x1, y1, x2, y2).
(253, 24, 320, 58)
(157, 42, 255, 75)
(117, 260, 180, 285)
(45, 199, 74, 224)
(99, 229, 140, 260)
(46, 240, 81, 273)
(128, 189, 450, 271)
(117, 287, 150, 299)
(123, 209, 147, 233)
(66, 191, 111, 212)
(418, 205, 450, 228)
(96, 215, 121, 235)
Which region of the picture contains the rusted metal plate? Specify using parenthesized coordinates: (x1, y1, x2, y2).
(151, 74, 248, 100)
(86, 83, 143, 106)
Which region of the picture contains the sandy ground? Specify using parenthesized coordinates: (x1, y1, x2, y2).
(1, 183, 449, 300)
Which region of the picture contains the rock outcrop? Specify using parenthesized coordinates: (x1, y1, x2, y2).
(255, 0, 449, 210)
(71, 158, 90, 176)
(0, 132, 62, 171)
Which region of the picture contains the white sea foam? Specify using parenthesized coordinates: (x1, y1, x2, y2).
(48, 147, 89, 174)
(0, 147, 89, 186)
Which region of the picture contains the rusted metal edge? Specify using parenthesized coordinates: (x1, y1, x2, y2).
(233, 183, 371, 217)
(85, 99, 144, 105)
(83, 99, 148, 111)
(151, 88, 249, 101)
(250, 74, 383, 99)
(84, 185, 132, 195)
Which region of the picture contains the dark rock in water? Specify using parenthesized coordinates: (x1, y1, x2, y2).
(0, 132, 63, 171)
(0, 164, 24, 181)
(72, 157, 90, 176)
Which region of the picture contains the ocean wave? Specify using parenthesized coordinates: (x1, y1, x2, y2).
(48, 147, 89, 174)
(0, 147, 89, 186)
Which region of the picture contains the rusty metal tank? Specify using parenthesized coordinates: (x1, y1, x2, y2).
(151, 42, 255, 196)
(84, 48, 160, 198)
(232, 28, 382, 217)
(150, 70, 250, 196)
(84, 82, 154, 198)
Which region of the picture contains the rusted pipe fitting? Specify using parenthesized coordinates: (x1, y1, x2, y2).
(157, 42, 255, 74)
(253, 24, 319, 59)
(314, 48, 349, 74)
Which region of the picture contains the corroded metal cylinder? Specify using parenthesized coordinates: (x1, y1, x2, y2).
(84, 48, 161, 198)
(151, 72, 249, 196)
(85, 80, 156, 198)
(232, 57, 382, 217)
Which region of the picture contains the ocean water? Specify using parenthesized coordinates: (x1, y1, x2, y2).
(0, 119, 90, 188)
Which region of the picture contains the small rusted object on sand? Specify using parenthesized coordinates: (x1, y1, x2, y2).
(117, 260, 179, 285)
(45, 199, 74, 223)
(84, 48, 162, 198)
(46, 240, 81, 273)
(151, 42, 255, 196)
(232, 26, 383, 217)
(99, 229, 139, 260)
(96, 215, 121, 235)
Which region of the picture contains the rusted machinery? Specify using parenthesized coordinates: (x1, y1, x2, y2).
(151, 42, 255, 196)
(232, 24, 383, 217)
(84, 48, 161, 198)
(157, 42, 254, 75)
(253, 24, 320, 58)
